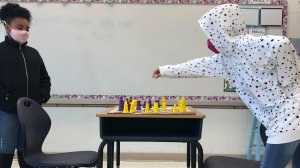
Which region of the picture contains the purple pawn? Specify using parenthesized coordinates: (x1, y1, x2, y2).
(118, 96, 124, 111)
(143, 101, 147, 108)
(137, 101, 141, 110)
(148, 99, 152, 108)
(155, 100, 160, 107)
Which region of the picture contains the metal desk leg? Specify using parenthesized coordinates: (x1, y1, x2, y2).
(195, 142, 203, 168)
(107, 141, 114, 168)
(191, 142, 196, 168)
(116, 141, 120, 168)
(98, 140, 107, 168)
(111, 141, 115, 168)
(187, 142, 191, 168)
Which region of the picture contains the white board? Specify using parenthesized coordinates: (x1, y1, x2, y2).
(260, 8, 283, 26)
(241, 8, 260, 26)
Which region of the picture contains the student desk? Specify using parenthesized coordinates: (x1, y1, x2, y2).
(96, 107, 205, 168)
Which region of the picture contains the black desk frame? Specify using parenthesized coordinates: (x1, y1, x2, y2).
(97, 117, 204, 168)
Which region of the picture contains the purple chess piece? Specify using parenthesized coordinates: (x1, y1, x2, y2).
(118, 96, 124, 111)
(148, 99, 152, 108)
(155, 100, 160, 107)
(143, 101, 147, 108)
(137, 101, 141, 110)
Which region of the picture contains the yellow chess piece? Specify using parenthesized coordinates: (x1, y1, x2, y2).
(173, 104, 178, 113)
(123, 101, 129, 113)
(130, 100, 137, 113)
(153, 102, 159, 114)
(181, 97, 186, 112)
(161, 97, 167, 111)
(145, 103, 150, 114)
(178, 99, 182, 112)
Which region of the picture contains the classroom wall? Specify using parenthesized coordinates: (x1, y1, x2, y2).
(1, 1, 299, 157)
(287, 0, 300, 38)
(40, 1, 300, 156)
(39, 1, 300, 156)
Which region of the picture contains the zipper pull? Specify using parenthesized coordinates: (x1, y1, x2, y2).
(5, 93, 10, 101)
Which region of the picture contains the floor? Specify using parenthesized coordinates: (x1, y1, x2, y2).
(12, 159, 293, 168)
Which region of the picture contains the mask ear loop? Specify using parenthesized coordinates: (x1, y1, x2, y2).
(1, 20, 7, 25)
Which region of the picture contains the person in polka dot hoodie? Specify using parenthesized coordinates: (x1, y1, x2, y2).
(153, 4, 300, 168)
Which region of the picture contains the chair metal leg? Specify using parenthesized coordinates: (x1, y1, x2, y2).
(116, 141, 120, 168)
(191, 142, 196, 168)
(98, 140, 107, 168)
(255, 130, 262, 161)
(187, 142, 191, 168)
(247, 117, 257, 160)
(195, 142, 203, 168)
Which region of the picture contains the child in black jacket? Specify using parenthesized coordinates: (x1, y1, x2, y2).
(0, 3, 51, 168)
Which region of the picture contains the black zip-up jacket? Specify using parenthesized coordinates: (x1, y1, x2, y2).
(0, 36, 51, 113)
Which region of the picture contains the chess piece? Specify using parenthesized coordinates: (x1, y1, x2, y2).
(153, 102, 159, 114)
(123, 101, 129, 113)
(173, 104, 178, 113)
(148, 99, 152, 108)
(161, 96, 167, 111)
(145, 103, 150, 114)
(155, 100, 160, 107)
(178, 99, 182, 112)
(118, 96, 124, 111)
(137, 100, 142, 110)
(181, 97, 186, 112)
(130, 100, 137, 113)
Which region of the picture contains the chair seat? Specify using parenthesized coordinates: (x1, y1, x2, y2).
(26, 151, 98, 167)
(204, 156, 261, 168)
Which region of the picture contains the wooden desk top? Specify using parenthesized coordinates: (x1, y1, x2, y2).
(96, 106, 206, 119)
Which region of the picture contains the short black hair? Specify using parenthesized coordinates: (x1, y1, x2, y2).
(0, 3, 31, 24)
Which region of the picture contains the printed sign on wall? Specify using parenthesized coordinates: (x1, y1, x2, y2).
(249, 0, 271, 4)
(248, 27, 266, 36)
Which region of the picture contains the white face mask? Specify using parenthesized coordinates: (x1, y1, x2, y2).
(2, 21, 29, 44)
(9, 28, 29, 44)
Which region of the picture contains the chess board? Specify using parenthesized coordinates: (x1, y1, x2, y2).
(108, 106, 196, 115)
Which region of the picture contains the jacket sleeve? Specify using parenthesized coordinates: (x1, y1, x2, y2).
(159, 54, 227, 79)
(275, 38, 300, 95)
(40, 59, 51, 103)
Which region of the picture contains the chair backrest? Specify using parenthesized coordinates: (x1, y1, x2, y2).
(17, 97, 51, 157)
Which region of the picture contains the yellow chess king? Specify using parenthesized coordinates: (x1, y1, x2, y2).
(144, 103, 150, 114)
(123, 101, 129, 113)
(153, 102, 159, 114)
(161, 96, 167, 111)
(178, 99, 182, 112)
(180, 97, 186, 112)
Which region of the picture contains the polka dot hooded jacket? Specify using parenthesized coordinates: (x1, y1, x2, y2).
(159, 4, 300, 144)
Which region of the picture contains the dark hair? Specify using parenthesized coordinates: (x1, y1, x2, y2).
(0, 3, 31, 24)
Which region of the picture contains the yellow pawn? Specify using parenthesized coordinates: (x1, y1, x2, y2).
(161, 97, 167, 111)
(144, 103, 150, 114)
(123, 101, 129, 113)
(173, 104, 178, 113)
(161, 102, 167, 111)
(153, 102, 159, 114)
